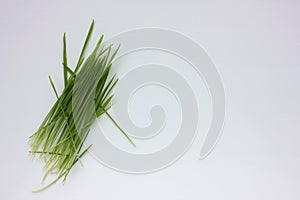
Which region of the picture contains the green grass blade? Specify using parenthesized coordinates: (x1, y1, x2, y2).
(100, 106, 135, 147)
(63, 33, 68, 86)
(74, 20, 94, 73)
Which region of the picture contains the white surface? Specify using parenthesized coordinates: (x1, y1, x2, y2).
(0, 0, 299, 199)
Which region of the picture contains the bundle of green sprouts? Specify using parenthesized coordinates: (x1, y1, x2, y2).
(28, 21, 134, 192)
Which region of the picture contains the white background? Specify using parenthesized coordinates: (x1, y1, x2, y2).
(0, 0, 299, 199)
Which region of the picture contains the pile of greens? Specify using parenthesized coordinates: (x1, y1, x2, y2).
(28, 21, 134, 192)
